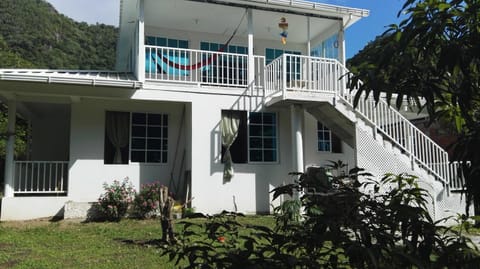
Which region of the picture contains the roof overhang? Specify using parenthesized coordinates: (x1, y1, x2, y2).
(188, 0, 369, 24)
(0, 70, 141, 89)
(120, 0, 368, 45)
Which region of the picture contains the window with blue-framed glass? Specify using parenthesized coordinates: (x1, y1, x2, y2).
(145, 36, 189, 76)
(249, 112, 277, 162)
(265, 48, 301, 80)
(200, 41, 248, 85)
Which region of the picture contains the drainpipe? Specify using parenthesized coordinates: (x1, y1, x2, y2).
(4, 99, 16, 198)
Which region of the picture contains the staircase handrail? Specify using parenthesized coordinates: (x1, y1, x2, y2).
(335, 61, 450, 186)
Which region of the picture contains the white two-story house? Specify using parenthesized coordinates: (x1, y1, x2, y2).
(0, 0, 467, 221)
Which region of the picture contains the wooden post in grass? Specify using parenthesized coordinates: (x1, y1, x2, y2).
(159, 186, 177, 244)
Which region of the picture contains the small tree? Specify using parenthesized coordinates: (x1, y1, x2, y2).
(347, 0, 480, 215)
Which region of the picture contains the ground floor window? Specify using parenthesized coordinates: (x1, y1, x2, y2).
(249, 112, 277, 162)
(104, 111, 168, 164)
(221, 110, 278, 164)
(317, 122, 342, 153)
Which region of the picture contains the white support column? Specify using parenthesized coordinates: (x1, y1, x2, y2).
(307, 17, 311, 56)
(338, 22, 346, 66)
(290, 104, 304, 174)
(306, 17, 311, 84)
(4, 99, 17, 197)
(137, 0, 145, 82)
(247, 8, 255, 94)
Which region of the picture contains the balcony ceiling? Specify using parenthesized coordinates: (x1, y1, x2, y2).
(145, 0, 354, 43)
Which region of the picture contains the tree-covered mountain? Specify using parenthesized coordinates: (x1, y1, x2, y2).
(0, 0, 118, 70)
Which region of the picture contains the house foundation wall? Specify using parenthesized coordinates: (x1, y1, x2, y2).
(0, 197, 68, 221)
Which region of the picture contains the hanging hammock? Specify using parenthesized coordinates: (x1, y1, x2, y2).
(147, 10, 247, 72)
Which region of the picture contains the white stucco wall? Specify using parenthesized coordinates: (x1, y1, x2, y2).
(303, 111, 355, 169)
(68, 98, 187, 202)
(64, 90, 358, 215)
(189, 93, 293, 214)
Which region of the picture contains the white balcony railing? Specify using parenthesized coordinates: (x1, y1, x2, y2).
(14, 161, 68, 194)
(449, 161, 470, 191)
(265, 54, 343, 96)
(145, 46, 265, 89)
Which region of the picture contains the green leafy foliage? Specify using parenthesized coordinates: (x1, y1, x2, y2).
(0, 0, 118, 70)
(347, 0, 480, 215)
(161, 164, 480, 268)
(0, 103, 29, 159)
(94, 179, 136, 222)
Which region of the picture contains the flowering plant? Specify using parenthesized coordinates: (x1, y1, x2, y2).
(95, 178, 136, 221)
(133, 181, 164, 219)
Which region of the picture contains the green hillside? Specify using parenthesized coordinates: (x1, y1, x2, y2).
(0, 0, 118, 69)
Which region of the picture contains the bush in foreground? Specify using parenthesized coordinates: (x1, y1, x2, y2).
(94, 178, 136, 221)
(162, 166, 480, 268)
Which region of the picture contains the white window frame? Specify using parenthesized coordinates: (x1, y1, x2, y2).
(130, 112, 169, 164)
(248, 112, 279, 163)
(317, 122, 332, 152)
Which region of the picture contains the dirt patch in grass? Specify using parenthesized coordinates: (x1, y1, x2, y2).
(0, 259, 20, 269)
(0, 243, 13, 249)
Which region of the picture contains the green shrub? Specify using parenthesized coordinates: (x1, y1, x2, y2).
(95, 178, 136, 221)
(133, 181, 163, 219)
(161, 164, 480, 268)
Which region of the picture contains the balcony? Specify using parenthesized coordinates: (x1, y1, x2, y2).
(145, 46, 265, 89)
(143, 46, 349, 98)
(265, 54, 347, 100)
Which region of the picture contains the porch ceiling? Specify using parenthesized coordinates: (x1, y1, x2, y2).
(144, 0, 367, 43)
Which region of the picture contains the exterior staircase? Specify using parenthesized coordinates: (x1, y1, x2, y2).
(264, 54, 468, 220)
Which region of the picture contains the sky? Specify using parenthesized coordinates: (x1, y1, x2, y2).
(45, 0, 406, 59)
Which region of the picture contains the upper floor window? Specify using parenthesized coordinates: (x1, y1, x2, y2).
(265, 48, 301, 64)
(145, 36, 189, 76)
(266, 48, 301, 81)
(311, 34, 339, 60)
(200, 41, 247, 86)
(200, 42, 247, 54)
(146, 36, 189, 49)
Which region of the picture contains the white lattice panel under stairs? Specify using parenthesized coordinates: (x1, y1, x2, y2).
(355, 124, 444, 219)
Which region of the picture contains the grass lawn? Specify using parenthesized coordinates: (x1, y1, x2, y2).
(0, 215, 274, 269)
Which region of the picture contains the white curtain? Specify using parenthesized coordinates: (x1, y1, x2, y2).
(221, 111, 240, 183)
(106, 112, 130, 164)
